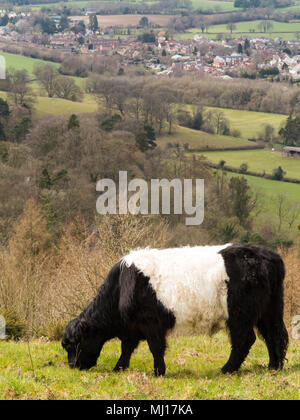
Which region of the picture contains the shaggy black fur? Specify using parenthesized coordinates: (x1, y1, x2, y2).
(62, 261, 175, 375)
(62, 244, 288, 376)
(220, 244, 289, 373)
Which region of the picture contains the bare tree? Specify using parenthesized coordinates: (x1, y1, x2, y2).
(276, 193, 300, 233)
(6, 69, 35, 108)
(226, 22, 237, 34)
(258, 20, 273, 34)
(34, 63, 59, 98)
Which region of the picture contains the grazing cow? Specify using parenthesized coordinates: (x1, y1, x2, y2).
(62, 243, 288, 375)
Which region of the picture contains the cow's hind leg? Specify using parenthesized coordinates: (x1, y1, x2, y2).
(113, 337, 140, 372)
(222, 322, 256, 374)
(146, 334, 167, 377)
(257, 311, 288, 370)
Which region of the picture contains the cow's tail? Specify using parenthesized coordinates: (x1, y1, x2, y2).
(264, 253, 289, 369)
(118, 261, 137, 320)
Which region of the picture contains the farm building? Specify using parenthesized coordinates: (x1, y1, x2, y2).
(282, 146, 300, 159)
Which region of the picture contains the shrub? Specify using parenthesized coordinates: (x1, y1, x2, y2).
(100, 114, 122, 131)
(272, 166, 286, 181)
(43, 320, 66, 341)
(0, 309, 26, 340)
(240, 163, 248, 174)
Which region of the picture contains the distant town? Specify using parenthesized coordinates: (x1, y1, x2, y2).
(1, 8, 300, 82)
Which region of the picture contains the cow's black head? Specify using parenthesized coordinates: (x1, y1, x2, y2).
(62, 317, 104, 370)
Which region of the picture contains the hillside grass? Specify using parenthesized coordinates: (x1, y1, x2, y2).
(201, 149, 300, 180)
(208, 20, 300, 35)
(34, 94, 98, 116)
(0, 51, 85, 88)
(0, 90, 98, 117)
(190, 0, 237, 11)
(0, 52, 60, 75)
(176, 21, 300, 41)
(227, 171, 300, 210)
(158, 125, 253, 149)
(28, 0, 236, 12)
(1, 333, 300, 400)
(206, 107, 287, 139)
(181, 105, 287, 139)
(29, 0, 144, 9)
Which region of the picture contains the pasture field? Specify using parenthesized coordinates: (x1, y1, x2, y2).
(201, 149, 300, 180)
(34, 94, 98, 116)
(176, 20, 300, 41)
(158, 126, 253, 149)
(0, 90, 98, 117)
(29, 0, 144, 10)
(28, 0, 237, 12)
(207, 20, 300, 35)
(206, 107, 287, 139)
(183, 105, 287, 139)
(190, 0, 237, 11)
(0, 51, 86, 89)
(227, 171, 300, 207)
(0, 52, 60, 76)
(1, 333, 300, 400)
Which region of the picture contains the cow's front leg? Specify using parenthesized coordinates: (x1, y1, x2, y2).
(113, 338, 140, 372)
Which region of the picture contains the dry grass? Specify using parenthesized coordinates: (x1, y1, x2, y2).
(0, 200, 169, 336)
(281, 247, 300, 331)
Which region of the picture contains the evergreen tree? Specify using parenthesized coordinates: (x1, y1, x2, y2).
(191, 112, 203, 130)
(58, 15, 69, 32)
(272, 166, 286, 181)
(0, 14, 9, 27)
(229, 177, 253, 229)
(136, 125, 156, 152)
(12, 116, 31, 142)
(139, 16, 149, 28)
(0, 98, 10, 120)
(279, 115, 300, 146)
(68, 114, 80, 130)
(89, 14, 99, 33)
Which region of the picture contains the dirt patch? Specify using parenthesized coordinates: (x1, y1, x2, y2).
(71, 14, 175, 27)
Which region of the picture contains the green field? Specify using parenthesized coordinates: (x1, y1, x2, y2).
(0, 90, 98, 117)
(158, 125, 253, 149)
(34, 94, 97, 116)
(227, 171, 300, 208)
(208, 20, 300, 35)
(176, 20, 300, 41)
(206, 107, 287, 140)
(29, 0, 143, 10)
(27, 0, 237, 11)
(202, 149, 300, 180)
(0, 52, 60, 76)
(0, 51, 85, 88)
(1, 333, 299, 400)
(191, 0, 237, 11)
